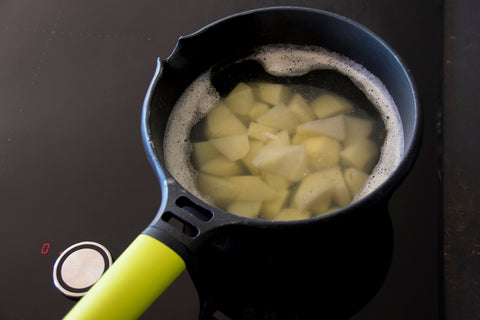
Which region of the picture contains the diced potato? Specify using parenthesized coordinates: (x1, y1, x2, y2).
(227, 176, 276, 201)
(251, 145, 308, 182)
(209, 133, 249, 161)
(224, 82, 256, 116)
(273, 208, 311, 221)
(314, 206, 341, 217)
(227, 200, 262, 219)
(241, 140, 264, 175)
(197, 173, 239, 207)
(293, 172, 334, 215)
(296, 115, 346, 141)
(340, 139, 378, 172)
(248, 102, 270, 120)
(310, 93, 354, 119)
(344, 167, 369, 196)
(191, 141, 221, 168)
(262, 172, 292, 191)
(291, 132, 311, 145)
(320, 165, 352, 207)
(198, 156, 245, 176)
(205, 102, 247, 139)
(344, 116, 375, 147)
(302, 136, 341, 169)
(256, 103, 300, 134)
(255, 82, 291, 105)
(287, 93, 316, 122)
(248, 122, 278, 143)
(266, 130, 290, 146)
(261, 189, 290, 220)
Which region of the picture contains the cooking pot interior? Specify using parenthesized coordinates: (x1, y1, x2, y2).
(146, 8, 419, 182)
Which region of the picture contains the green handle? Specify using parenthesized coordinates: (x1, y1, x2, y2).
(63, 234, 186, 320)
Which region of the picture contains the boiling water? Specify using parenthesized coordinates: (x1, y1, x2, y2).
(164, 45, 404, 215)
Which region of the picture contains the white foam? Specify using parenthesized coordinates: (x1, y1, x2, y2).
(164, 72, 219, 200)
(164, 44, 405, 204)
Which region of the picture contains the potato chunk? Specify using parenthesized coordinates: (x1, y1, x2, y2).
(227, 176, 276, 201)
(209, 133, 249, 161)
(256, 103, 300, 134)
(273, 208, 311, 221)
(310, 94, 353, 119)
(248, 101, 270, 120)
(302, 136, 341, 169)
(205, 102, 247, 139)
(262, 172, 292, 191)
(344, 116, 375, 147)
(344, 167, 369, 196)
(251, 145, 308, 182)
(340, 139, 378, 172)
(266, 130, 290, 146)
(241, 140, 264, 175)
(197, 173, 239, 207)
(248, 122, 278, 143)
(296, 115, 346, 141)
(191, 141, 221, 168)
(224, 82, 256, 116)
(198, 156, 245, 176)
(255, 82, 291, 105)
(320, 165, 352, 207)
(261, 189, 290, 220)
(287, 93, 316, 122)
(315, 206, 341, 217)
(227, 200, 262, 219)
(293, 172, 334, 215)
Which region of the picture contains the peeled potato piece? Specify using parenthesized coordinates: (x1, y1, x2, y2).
(293, 172, 334, 215)
(273, 208, 311, 221)
(198, 156, 245, 176)
(248, 122, 278, 143)
(255, 82, 291, 105)
(205, 102, 247, 139)
(344, 116, 375, 147)
(302, 136, 341, 169)
(287, 93, 316, 122)
(192, 141, 221, 168)
(310, 93, 353, 119)
(248, 101, 270, 121)
(209, 133, 249, 161)
(320, 165, 352, 207)
(241, 140, 264, 175)
(291, 132, 311, 145)
(227, 200, 262, 219)
(251, 145, 308, 182)
(344, 167, 369, 196)
(340, 139, 378, 172)
(261, 189, 290, 220)
(262, 172, 292, 191)
(266, 130, 290, 146)
(256, 103, 300, 134)
(315, 206, 341, 217)
(197, 173, 239, 207)
(227, 176, 276, 201)
(224, 82, 256, 116)
(296, 115, 346, 141)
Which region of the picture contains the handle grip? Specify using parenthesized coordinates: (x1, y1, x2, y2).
(63, 234, 186, 320)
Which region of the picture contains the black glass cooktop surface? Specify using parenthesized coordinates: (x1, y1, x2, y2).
(0, 1, 442, 319)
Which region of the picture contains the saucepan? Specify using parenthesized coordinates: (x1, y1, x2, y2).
(64, 6, 421, 320)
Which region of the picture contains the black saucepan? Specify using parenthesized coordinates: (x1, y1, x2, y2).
(64, 7, 421, 320)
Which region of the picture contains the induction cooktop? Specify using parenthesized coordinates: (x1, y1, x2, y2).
(0, 1, 442, 319)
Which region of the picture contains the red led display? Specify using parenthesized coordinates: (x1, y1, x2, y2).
(41, 243, 50, 255)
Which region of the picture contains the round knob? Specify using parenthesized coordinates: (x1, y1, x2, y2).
(53, 241, 112, 298)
